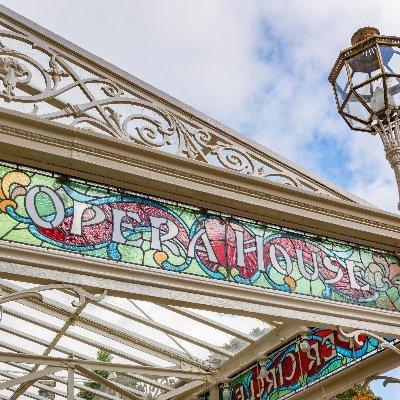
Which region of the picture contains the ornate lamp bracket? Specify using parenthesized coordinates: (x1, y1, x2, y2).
(370, 110, 400, 209)
(337, 326, 400, 356)
(338, 326, 400, 393)
(363, 374, 400, 389)
(0, 283, 107, 321)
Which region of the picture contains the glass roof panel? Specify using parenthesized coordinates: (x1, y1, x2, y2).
(0, 277, 276, 400)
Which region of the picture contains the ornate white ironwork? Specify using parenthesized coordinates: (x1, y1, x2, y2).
(336, 327, 400, 396)
(338, 326, 400, 356)
(0, 9, 361, 202)
(363, 374, 400, 389)
(0, 283, 107, 345)
(0, 278, 275, 400)
(0, 283, 107, 322)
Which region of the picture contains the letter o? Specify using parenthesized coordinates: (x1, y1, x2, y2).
(269, 244, 293, 275)
(25, 186, 65, 229)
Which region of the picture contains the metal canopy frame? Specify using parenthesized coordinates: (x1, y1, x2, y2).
(0, 279, 300, 400)
(1, 282, 400, 400)
(0, 5, 399, 400)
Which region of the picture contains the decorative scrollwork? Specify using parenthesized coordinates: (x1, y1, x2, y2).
(46, 55, 68, 89)
(0, 19, 355, 201)
(122, 107, 177, 146)
(0, 56, 31, 101)
(363, 374, 400, 389)
(102, 84, 124, 98)
(0, 284, 107, 322)
(210, 145, 256, 174)
(338, 326, 400, 356)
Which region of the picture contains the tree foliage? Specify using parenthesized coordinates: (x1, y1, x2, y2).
(334, 385, 381, 400)
(78, 350, 111, 400)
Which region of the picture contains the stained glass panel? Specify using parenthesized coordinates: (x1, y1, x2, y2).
(226, 328, 398, 400)
(0, 161, 400, 312)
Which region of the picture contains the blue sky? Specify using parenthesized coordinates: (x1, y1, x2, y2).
(2, 0, 400, 398)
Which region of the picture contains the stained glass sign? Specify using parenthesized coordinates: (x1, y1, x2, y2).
(226, 329, 397, 400)
(1, 161, 400, 312)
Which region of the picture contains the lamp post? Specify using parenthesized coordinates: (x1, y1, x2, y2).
(329, 27, 400, 209)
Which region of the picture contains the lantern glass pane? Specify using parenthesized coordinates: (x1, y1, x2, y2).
(347, 47, 381, 86)
(386, 76, 400, 107)
(380, 45, 400, 74)
(343, 93, 371, 121)
(355, 77, 385, 114)
(343, 115, 368, 130)
(334, 65, 351, 107)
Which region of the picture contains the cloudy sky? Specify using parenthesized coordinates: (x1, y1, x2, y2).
(2, 0, 400, 397)
(3, 0, 400, 213)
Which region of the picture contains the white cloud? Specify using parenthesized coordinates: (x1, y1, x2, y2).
(4, 0, 400, 212)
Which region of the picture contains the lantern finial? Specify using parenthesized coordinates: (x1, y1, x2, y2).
(351, 27, 380, 45)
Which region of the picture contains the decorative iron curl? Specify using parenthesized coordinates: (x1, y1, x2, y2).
(0, 284, 107, 322)
(210, 144, 256, 174)
(338, 326, 400, 356)
(363, 374, 400, 389)
(122, 111, 176, 147)
(192, 129, 212, 147)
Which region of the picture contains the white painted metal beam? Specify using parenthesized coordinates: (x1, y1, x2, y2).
(161, 305, 256, 343)
(1, 250, 399, 339)
(173, 323, 306, 400)
(73, 364, 142, 400)
(99, 300, 234, 357)
(0, 367, 62, 390)
(0, 306, 156, 367)
(9, 301, 88, 400)
(67, 367, 74, 400)
(156, 380, 204, 400)
(0, 353, 211, 380)
(0, 367, 145, 400)
(0, 281, 208, 369)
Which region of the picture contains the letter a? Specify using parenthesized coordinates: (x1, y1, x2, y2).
(188, 228, 218, 263)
